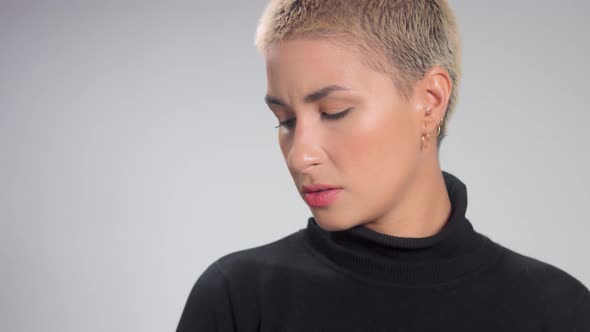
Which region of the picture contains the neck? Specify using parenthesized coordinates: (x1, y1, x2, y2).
(363, 160, 451, 238)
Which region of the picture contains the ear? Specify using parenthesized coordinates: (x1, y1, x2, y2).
(411, 66, 452, 136)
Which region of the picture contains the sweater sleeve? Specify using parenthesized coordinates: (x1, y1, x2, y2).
(176, 261, 236, 332)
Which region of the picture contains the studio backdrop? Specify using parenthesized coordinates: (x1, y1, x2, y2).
(1, 1, 588, 331)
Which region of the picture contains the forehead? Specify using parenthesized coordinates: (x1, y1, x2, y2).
(266, 38, 363, 71)
(264, 38, 388, 94)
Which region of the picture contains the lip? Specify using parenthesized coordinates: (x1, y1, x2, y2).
(302, 184, 341, 193)
(303, 188, 342, 208)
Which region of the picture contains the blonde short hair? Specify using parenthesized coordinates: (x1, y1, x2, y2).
(255, 0, 462, 147)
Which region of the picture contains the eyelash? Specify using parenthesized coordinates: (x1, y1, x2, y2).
(274, 108, 353, 129)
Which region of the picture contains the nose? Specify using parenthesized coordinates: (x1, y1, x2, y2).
(286, 119, 322, 174)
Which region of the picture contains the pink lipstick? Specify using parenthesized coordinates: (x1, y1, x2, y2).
(302, 184, 342, 207)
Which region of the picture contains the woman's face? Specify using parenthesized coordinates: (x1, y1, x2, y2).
(264, 38, 425, 231)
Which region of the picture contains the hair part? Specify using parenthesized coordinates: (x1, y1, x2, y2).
(255, 0, 462, 148)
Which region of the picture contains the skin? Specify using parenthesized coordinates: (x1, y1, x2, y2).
(263, 37, 453, 238)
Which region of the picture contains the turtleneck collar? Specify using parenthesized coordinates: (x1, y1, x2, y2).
(302, 170, 503, 286)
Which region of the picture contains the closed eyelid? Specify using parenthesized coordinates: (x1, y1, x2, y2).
(274, 107, 353, 129)
(264, 84, 359, 110)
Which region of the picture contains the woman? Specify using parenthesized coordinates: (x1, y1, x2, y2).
(177, 1, 590, 331)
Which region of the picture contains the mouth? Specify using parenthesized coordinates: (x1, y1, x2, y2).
(302, 184, 341, 194)
(303, 188, 342, 207)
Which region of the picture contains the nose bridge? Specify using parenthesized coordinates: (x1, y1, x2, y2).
(287, 116, 321, 173)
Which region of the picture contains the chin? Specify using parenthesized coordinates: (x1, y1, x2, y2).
(311, 212, 360, 231)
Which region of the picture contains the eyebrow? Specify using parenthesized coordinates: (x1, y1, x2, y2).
(264, 84, 352, 108)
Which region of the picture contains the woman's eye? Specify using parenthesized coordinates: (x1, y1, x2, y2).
(322, 108, 353, 120)
(274, 108, 352, 130)
(274, 118, 296, 129)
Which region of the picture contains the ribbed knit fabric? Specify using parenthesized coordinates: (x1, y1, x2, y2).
(176, 171, 590, 332)
(304, 171, 501, 286)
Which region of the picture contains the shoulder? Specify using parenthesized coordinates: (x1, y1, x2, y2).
(178, 228, 308, 330)
(181, 228, 306, 306)
(491, 240, 588, 294)
(210, 228, 307, 281)
(488, 239, 590, 327)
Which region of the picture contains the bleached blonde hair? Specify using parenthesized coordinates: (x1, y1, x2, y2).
(254, 0, 462, 147)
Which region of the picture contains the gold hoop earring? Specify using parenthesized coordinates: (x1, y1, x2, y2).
(422, 107, 444, 149)
(421, 121, 430, 150)
(422, 133, 430, 150)
(436, 117, 444, 137)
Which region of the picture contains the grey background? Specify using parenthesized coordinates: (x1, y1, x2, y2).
(1, 1, 588, 331)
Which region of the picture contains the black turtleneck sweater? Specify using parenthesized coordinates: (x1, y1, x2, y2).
(176, 171, 590, 331)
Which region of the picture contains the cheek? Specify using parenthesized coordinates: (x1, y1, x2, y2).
(343, 111, 418, 176)
(278, 136, 293, 172)
(278, 133, 287, 156)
